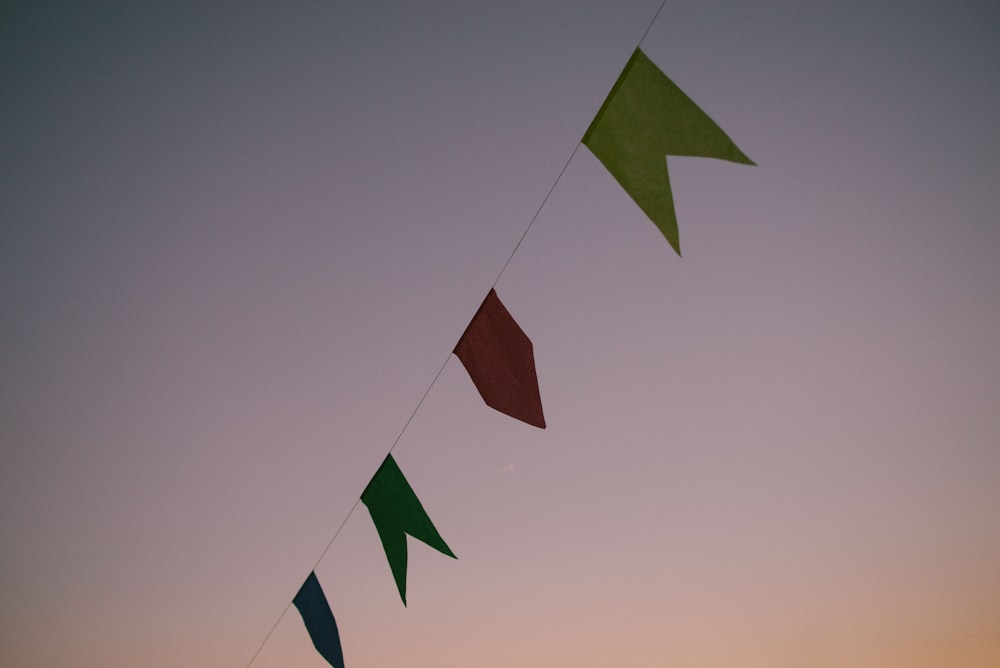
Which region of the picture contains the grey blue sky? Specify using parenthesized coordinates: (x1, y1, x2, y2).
(2, 2, 999, 666)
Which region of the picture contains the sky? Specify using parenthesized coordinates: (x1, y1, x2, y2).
(2, 1, 999, 666)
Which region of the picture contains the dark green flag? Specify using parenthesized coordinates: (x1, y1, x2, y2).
(583, 48, 755, 256)
(361, 454, 456, 605)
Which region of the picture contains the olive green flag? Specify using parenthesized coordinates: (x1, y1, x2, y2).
(583, 48, 755, 255)
(361, 454, 456, 605)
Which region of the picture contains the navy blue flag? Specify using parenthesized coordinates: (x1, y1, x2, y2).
(293, 571, 345, 668)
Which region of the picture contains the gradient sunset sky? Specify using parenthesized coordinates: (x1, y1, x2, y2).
(2, 2, 999, 666)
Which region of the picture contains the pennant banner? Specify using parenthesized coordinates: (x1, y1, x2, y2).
(583, 48, 754, 256)
(293, 571, 346, 668)
(454, 289, 546, 428)
(361, 454, 456, 605)
(270, 39, 756, 668)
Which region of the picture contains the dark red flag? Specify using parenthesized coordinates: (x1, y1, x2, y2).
(454, 289, 545, 428)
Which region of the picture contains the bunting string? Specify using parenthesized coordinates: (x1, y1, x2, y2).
(491, 0, 667, 287)
(243, 1, 681, 664)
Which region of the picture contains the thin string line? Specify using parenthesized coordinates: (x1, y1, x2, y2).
(243, 496, 363, 667)
(490, 0, 666, 288)
(489, 142, 582, 289)
(244, 1, 668, 664)
(244, 341, 454, 667)
(637, 0, 668, 48)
